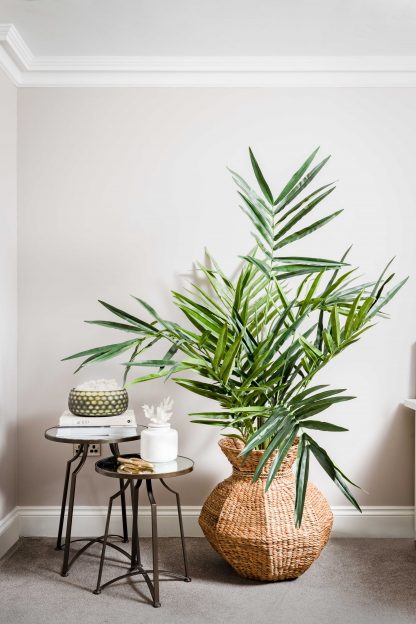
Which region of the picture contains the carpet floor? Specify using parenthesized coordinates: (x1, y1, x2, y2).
(0, 537, 415, 624)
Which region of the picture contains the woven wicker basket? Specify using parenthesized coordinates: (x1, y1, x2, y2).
(199, 437, 333, 581)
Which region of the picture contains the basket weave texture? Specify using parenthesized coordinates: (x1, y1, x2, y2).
(199, 437, 333, 581)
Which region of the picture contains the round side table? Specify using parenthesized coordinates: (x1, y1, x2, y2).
(45, 426, 143, 576)
(94, 453, 194, 608)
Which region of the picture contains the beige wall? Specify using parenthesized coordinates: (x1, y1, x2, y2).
(17, 87, 415, 508)
(0, 68, 17, 521)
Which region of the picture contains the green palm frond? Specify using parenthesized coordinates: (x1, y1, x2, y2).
(63, 147, 406, 526)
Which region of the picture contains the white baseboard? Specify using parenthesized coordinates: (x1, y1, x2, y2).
(18, 505, 204, 539)
(331, 506, 414, 538)
(17, 505, 416, 540)
(1, 505, 414, 557)
(0, 508, 20, 558)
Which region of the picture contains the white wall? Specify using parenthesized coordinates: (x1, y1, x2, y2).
(0, 67, 17, 521)
(17, 87, 415, 509)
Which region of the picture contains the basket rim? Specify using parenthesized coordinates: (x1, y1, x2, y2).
(218, 435, 299, 475)
(219, 435, 299, 455)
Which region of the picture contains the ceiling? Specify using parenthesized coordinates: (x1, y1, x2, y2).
(0, 0, 416, 57)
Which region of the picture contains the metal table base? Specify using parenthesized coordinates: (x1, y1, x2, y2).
(93, 477, 191, 608)
(56, 442, 129, 577)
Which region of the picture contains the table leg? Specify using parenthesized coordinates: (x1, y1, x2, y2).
(160, 478, 191, 581)
(92, 477, 190, 607)
(130, 480, 142, 569)
(94, 479, 130, 594)
(55, 444, 83, 551)
(146, 480, 160, 608)
(110, 442, 129, 543)
(61, 444, 89, 576)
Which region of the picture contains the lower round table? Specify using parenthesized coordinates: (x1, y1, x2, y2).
(45, 426, 143, 576)
(94, 453, 194, 608)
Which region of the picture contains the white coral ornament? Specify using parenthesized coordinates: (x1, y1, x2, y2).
(142, 397, 174, 425)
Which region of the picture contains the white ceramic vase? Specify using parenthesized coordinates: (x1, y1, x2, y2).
(140, 423, 178, 462)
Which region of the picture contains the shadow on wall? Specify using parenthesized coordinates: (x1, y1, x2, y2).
(0, 420, 17, 518)
(359, 343, 415, 505)
(409, 342, 416, 399)
(18, 412, 226, 509)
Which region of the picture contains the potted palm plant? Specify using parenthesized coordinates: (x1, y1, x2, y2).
(65, 148, 406, 580)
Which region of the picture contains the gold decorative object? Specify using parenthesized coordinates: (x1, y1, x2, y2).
(117, 456, 154, 475)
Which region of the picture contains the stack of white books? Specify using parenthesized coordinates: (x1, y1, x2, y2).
(57, 409, 138, 438)
(56, 426, 138, 438)
(59, 408, 137, 428)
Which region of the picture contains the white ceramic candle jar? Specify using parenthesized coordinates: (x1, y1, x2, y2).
(140, 422, 178, 463)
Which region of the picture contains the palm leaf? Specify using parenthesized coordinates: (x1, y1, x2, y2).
(274, 148, 320, 205)
(275, 211, 343, 250)
(295, 436, 310, 526)
(307, 435, 361, 512)
(249, 147, 274, 204)
(98, 300, 157, 333)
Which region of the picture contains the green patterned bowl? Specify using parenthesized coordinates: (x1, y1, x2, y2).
(68, 388, 128, 417)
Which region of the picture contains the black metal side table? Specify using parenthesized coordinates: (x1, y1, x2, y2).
(45, 426, 143, 576)
(94, 453, 194, 608)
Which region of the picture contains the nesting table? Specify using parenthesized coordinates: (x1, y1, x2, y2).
(94, 453, 194, 608)
(45, 426, 143, 576)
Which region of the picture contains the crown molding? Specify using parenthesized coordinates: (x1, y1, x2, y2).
(0, 24, 25, 84)
(2, 23, 416, 88)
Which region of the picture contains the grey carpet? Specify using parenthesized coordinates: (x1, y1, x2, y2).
(0, 538, 415, 624)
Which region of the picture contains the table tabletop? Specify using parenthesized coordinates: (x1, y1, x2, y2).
(45, 425, 144, 445)
(95, 453, 194, 480)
